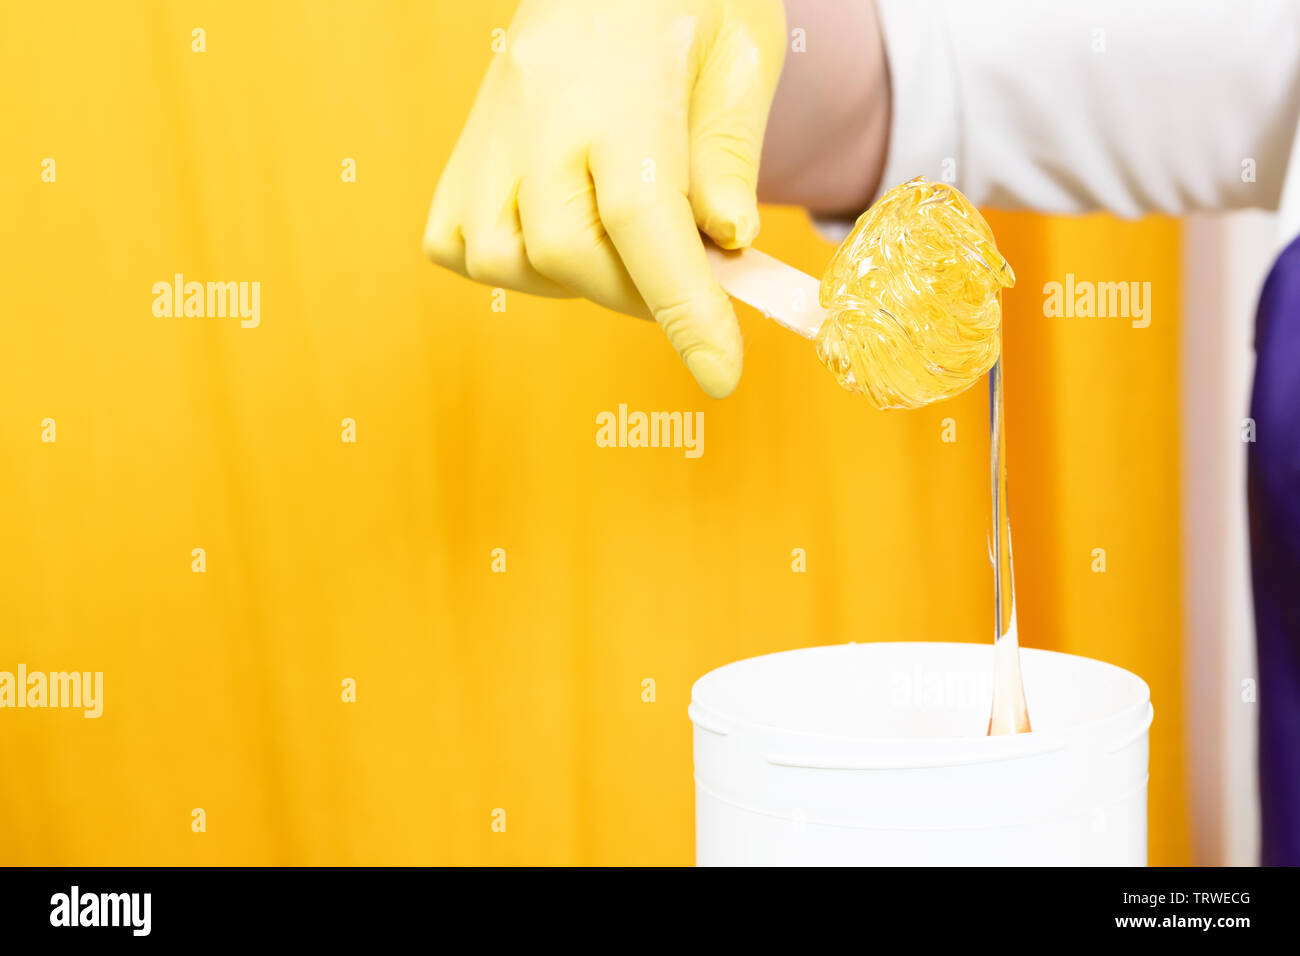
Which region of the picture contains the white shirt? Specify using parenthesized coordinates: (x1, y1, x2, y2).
(870, 0, 1300, 246)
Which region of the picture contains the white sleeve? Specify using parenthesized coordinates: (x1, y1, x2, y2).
(871, 0, 1300, 218)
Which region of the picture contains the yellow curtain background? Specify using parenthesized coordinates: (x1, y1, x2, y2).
(0, 1, 1187, 865)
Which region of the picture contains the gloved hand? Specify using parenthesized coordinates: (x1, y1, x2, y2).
(422, 0, 787, 398)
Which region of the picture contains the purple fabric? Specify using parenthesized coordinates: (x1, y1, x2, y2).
(1249, 232, 1300, 867)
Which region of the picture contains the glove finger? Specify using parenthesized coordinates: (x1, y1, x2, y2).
(590, 142, 744, 399)
(517, 154, 650, 319)
(688, 7, 785, 249)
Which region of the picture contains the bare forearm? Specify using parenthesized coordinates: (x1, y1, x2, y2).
(758, 0, 890, 218)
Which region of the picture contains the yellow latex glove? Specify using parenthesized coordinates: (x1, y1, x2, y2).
(422, 0, 787, 398)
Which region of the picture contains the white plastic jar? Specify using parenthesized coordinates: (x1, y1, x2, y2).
(690, 642, 1152, 866)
